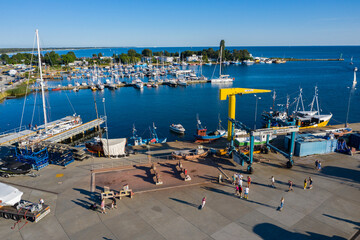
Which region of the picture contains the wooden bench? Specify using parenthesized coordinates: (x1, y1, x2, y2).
(150, 164, 163, 185)
(101, 186, 115, 200)
(175, 162, 191, 182)
(116, 189, 134, 199)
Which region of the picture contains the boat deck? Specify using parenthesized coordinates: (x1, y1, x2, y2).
(0, 117, 105, 146)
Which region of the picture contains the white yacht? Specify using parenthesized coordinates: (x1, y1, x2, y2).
(211, 46, 234, 83)
(169, 124, 185, 134)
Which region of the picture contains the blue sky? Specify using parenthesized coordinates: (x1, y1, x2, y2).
(1, 0, 359, 47)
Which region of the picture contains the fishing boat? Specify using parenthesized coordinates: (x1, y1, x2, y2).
(169, 124, 185, 134)
(128, 123, 167, 146)
(172, 146, 208, 160)
(194, 116, 225, 142)
(262, 87, 332, 129)
(211, 46, 234, 83)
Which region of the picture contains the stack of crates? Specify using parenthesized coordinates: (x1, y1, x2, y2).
(16, 147, 49, 170)
(48, 150, 75, 167)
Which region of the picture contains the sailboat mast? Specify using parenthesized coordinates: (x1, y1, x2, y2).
(272, 90, 276, 110)
(36, 29, 48, 132)
(315, 86, 320, 116)
(219, 46, 222, 76)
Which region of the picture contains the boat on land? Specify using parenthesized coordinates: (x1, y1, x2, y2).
(172, 145, 208, 160)
(169, 124, 185, 134)
(51, 87, 61, 91)
(211, 46, 234, 83)
(85, 137, 127, 157)
(194, 116, 225, 142)
(128, 123, 167, 146)
(0, 162, 32, 177)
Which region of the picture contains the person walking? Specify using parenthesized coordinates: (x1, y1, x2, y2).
(239, 185, 243, 198)
(288, 180, 293, 191)
(315, 160, 319, 170)
(279, 197, 285, 211)
(101, 199, 106, 214)
(308, 177, 313, 189)
(318, 161, 322, 171)
(270, 176, 275, 188)
(303, 178, 307, 190)
(239, 178, 243, 188)
(235, 185, 239, 196)
(201, 197, 206, 209)
(244, 187, 249, 199)
(247, 176, 251, 188)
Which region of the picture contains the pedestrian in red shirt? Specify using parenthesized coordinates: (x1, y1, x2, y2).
(247, 176, 251, 188)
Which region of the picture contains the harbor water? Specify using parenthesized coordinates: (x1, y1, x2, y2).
(1, 46, 359, 142)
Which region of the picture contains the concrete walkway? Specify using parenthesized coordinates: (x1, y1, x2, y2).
(1, 148, 359, 240)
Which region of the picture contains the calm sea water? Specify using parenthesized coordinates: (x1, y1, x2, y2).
(1, 46, 359, 142)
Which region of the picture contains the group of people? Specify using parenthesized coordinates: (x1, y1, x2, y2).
(232, 173, 251, 199)
(304, 177, 313, 190)
(90, 184, 131, 214)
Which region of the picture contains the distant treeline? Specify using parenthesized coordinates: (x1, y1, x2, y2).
(0, 47, 96, 54)
(0, 51, 78, 65)
(0, 40, 253, 65)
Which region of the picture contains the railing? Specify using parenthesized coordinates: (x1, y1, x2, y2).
(0, 125, 28, 137)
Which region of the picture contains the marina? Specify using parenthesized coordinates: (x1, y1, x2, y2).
(1, 1, 360, 238)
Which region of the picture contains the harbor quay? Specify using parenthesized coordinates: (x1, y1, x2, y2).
(0, 123, 359, 240)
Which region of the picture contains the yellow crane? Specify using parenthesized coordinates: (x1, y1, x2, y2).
(219, 88, 271, 141)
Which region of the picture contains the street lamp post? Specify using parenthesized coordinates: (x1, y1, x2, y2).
(254, 95, 261, 129)
(102, 98, 110, 158)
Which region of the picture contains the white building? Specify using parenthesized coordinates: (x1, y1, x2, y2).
(186, 54, 200, 62)
(159, 56, 174, 63)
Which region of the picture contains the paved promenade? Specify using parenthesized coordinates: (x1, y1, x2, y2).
(0, 142, 359, 240)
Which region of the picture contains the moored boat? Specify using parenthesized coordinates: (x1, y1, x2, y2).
(169, 124, 185, 134)
(194, 117, 225, 142)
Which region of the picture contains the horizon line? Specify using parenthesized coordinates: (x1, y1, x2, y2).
(1, 44, 360, 49)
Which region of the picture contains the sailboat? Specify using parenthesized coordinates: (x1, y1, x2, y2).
(211, 46, 234, 83)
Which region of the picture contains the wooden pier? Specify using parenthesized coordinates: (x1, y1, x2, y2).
(0, 117, 105, 146)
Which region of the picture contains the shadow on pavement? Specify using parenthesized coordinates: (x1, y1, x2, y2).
(323, 214, 360, 227)
(321, 166, 360, 183)
(169, 197, 198, 208)
(253, 223, 346, 240)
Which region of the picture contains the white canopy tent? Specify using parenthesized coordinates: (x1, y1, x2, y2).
(100, 138, 127, 157)
(0, 182, 23, 206)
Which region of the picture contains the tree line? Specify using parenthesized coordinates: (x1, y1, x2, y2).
(0, 40, 253, 65)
